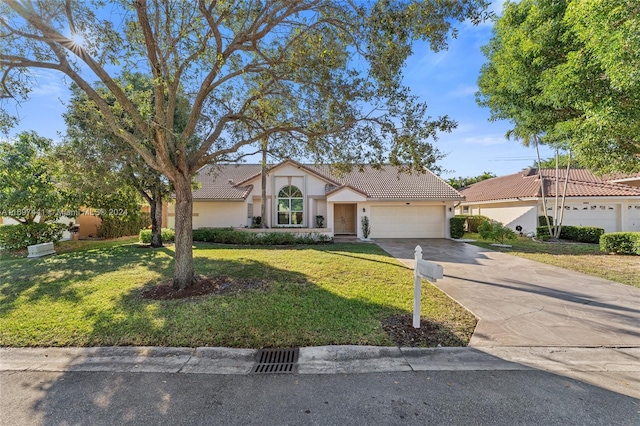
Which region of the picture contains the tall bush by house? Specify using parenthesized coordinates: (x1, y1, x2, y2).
(98, 212, 151, 239)
(450, 216, 466, 239)
(465, 215, 490, 233)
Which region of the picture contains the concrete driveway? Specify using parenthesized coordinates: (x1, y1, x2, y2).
(375, 239, 640, 347)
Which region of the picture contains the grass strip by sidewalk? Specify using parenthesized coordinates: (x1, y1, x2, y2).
(464, 233, 639, 288)
(0, 238, 476, 348)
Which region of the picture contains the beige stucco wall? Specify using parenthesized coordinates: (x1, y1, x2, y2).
(471, 202, 539, 234)
(167, 201, 247, 229)
(243, 164, 330, 228)
(461, 197, 640, 234)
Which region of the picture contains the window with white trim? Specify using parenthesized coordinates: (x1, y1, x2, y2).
(277, 185, 304, 225)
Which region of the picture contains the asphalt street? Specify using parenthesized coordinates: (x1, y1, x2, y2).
(2, 369, 639, 426)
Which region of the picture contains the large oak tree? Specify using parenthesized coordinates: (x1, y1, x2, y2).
(1, 0, 489, 289)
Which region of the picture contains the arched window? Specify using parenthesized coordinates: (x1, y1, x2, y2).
(277, 185, 304, 225)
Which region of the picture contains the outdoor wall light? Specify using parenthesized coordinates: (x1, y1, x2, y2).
(362, 207, 366, 212)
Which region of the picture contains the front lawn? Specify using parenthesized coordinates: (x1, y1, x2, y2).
(0, 238, 476, 348)
(464, 233, 640, 288)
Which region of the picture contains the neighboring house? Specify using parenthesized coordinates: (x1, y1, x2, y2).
(166, 159, 463, 239)
(457, 168, 640, 235)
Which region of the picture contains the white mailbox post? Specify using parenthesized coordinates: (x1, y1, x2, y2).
(413, 245, 444, 328)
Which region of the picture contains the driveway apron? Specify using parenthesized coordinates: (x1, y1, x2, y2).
(375, 239, 640, 347)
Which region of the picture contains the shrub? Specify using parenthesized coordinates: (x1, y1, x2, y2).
(466, 215, 490, 233)
(536, 225, 604, 244)
(599, 232, 640, 255)
(538, 215, 554, 227)
(98, 212, 151, 239)
(361, 216, 371, 238)
(250, 216, 262, 228)
(139, 228, 175, 244)
(450, 217, 466, 239)
(0, 223, 67, 251)
(478, 220, 517, 244)
(191, 227, 332, 245)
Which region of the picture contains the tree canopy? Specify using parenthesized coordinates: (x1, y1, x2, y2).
(0, 131, 78, 224)
(477, 0, 639, 174)
(0, 0, 490, 288)
(447, 171, 495, 189)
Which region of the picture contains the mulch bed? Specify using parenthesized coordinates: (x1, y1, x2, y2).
(381, 314, 468, 347)
(139, 275, 269, 300)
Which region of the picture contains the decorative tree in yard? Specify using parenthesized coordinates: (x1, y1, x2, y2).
(0, 131, 78, 224)
(0, 0, 489, 289)
(61, 74, 191, 248)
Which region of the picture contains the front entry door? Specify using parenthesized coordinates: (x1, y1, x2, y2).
(334, 204, 356, 234)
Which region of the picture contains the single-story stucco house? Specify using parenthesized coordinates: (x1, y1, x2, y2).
(167, 159, 463, 239)
(457, 168, 640, 235)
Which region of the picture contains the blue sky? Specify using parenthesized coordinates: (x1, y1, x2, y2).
(6, 0, 553, 180)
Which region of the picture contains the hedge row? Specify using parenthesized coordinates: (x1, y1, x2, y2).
(449, 217, 466, 239)
(139, 228, 176, 244)
(139, 227, 332, 245)
(0, 223, 67, 251)
(599, 232, 640, 255)
(538, 216, 554, 227)
(536, 225, 604, 244)
(98, 213, 151, 239)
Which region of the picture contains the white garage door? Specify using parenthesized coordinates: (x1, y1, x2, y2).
(557, 203, 619, 233)
(370, 205, 444, 238)
(628, 204, 640, 232)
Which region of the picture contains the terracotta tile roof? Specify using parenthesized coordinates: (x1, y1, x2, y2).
(460, 168, 640, 202)
(309, 165, 462, 199)
(193, 162, 462, 200)
(192, 164, 260, 200)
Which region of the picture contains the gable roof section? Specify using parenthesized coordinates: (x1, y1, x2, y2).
(309, 165, 462, 199)
(192, 164, 260, 200)
(192, 162, 462, 201)
(460, 168, 640, 203)
(235, 158, 341, 187)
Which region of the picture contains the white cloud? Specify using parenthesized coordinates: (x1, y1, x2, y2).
(460, 134, 509, 146)
(448, 84, 478, 98)
(28, 70, 69, 99)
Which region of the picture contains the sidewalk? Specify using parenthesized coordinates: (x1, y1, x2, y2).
(1, 345, 639, 398)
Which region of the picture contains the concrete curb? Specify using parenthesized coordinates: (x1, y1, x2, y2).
(1, 346, 639, 375)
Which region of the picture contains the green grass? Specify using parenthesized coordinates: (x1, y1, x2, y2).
(465, 233, 640, 288)
(0, 238, 476, 348)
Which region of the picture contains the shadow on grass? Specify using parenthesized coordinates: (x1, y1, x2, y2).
(0, 243, 173, 317)
(85, 246, 472, 348)
(86, 255, 399, 348)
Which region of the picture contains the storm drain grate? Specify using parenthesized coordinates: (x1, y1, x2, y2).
(251, 348, 299, 374)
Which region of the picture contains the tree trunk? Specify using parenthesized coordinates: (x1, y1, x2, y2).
(553, 147, 560, 238)
(534, 135, 553, 236)
(260, 137, 268, 228)
(150, 185, 163, 248)
(556, 150, 572, 238)
(172, 174, 194, 290)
